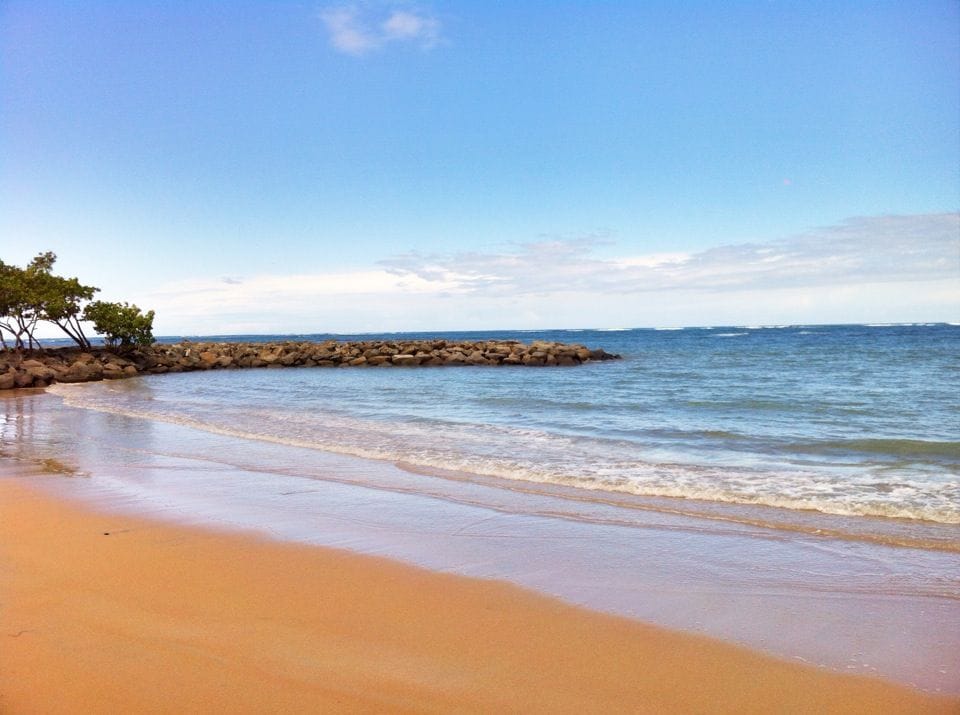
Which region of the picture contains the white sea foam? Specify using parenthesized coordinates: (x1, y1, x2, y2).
(49, 381, 960, 525)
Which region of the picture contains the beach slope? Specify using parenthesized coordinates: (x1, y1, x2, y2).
(0, 478, 954, 714)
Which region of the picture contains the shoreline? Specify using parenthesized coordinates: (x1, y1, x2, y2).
(2, 477, 956, 714)
(4, 384, 960, 694)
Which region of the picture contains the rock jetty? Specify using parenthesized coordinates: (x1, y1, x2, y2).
(0, 339, 621, 390)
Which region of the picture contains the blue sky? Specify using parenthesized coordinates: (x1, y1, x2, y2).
(1, 1, 958, 333)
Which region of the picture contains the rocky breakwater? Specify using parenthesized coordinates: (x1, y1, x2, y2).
(0, 339, 621, 390)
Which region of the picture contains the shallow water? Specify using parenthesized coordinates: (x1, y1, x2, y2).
(43, 324, 960, 524)
(4, 324, 959, 692)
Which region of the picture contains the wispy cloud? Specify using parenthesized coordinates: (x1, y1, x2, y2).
(380, 213, 959, 295)
(382, 9, 440, 43)
(319, 3, 441, 56)
(146, 213, 959, 333)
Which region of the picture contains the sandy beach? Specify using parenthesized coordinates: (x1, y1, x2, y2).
(1, 477, 955, 714)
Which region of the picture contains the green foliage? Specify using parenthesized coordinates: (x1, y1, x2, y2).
(34, 262, 98, 350)
(1, 251, 154, 351)
(0, 260, 30, 348)
(83, 301, 155, 349)
(0, 253, 78, 349)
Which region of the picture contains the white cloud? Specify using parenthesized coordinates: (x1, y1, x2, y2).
(153, 269, 455, 311)
(144, 213, 959, 334)
(615, 252, 692, 269)
(318, 6, 380, 55)
(319, 3, 442, 56)
(380, 213, 960, 294)
(145, 268, 464, 333)
(382, 10, 440, 45)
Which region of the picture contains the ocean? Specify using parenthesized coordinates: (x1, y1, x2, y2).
(3, 323, 959, 692)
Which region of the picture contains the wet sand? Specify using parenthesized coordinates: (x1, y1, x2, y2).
(0, 477, 955, 714)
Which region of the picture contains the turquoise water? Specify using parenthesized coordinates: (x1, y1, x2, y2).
(47, 323, 960, 524)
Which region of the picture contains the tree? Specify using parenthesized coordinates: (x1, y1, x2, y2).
(82, 301, 155, 349)
(37, 271, 98, 349)
(0, 253, 78, 350)
(1, 251, 154, 352)
(0, 259, 31, 349)
(15, 252, 99, 349)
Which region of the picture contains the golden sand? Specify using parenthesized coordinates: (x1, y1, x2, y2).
(0, 478, 954, 714)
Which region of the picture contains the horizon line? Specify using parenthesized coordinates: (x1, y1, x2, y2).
(29, 321, 959, 344)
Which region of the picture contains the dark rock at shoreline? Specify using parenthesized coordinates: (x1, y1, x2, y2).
(0, 339, 621, 390)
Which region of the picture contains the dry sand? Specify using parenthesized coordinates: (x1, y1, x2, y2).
(1, 478, 955, 714)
